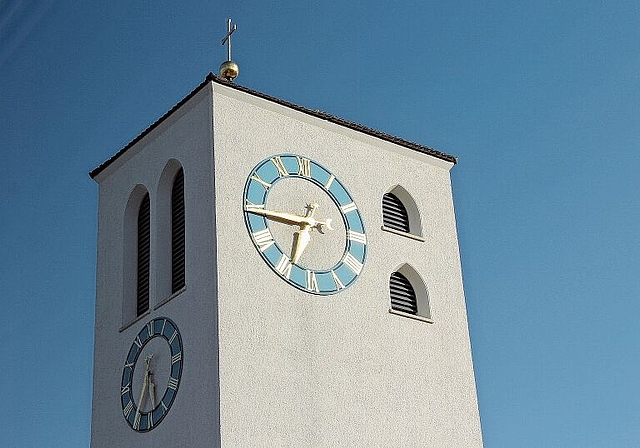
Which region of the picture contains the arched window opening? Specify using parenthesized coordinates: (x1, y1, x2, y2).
(389, 264, 431, 321)
(383, 192, 410, 233)
(390, 271, 417, 314)
(382, 186, 423, 239)
(136, 193, 151, 316)
(156, 159, 185, 301)
(171, 168, 185, 293)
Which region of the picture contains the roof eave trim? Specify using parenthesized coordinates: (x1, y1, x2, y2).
(89, 72, 456, 180)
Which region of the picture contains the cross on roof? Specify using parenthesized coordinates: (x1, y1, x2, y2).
(221, 18, 237, 62)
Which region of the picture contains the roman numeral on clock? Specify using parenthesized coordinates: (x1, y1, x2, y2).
(123, 400, 134, 418)
(340, 202, 357, 214)
(297, 156, 311, 177)
(348, 230, 367, 244)
(167, 377, 179, 390)
(275, 254, 293, 279)
(250, 172, 272, 190)
(270, 156, 289, 177)
(306, 270, 319, 292)
(331, 270, 345, 290)
(252, 228, 275, 252)
(343, 253, 363, 275)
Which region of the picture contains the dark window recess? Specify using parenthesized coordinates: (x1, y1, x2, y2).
(137, 193, 150, 316)
(382, 193, 410, 233)
(171, 168, 186, 293)
(390, 272, 417, 315)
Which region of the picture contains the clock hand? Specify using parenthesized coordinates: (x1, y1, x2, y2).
(246, 204, 334, 233)
(136, 354, 154, 417)
(290, 226, 312, 264)
(134, 368, 148, 425)
(148, 372, 156, 409)
(144, 354, 156, 409)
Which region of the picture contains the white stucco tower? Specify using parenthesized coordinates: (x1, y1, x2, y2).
(89, 73, 483, 447)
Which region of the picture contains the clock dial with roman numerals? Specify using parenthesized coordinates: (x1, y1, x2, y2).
(120, 317, 183, 432)
(243, 154, 367, 295)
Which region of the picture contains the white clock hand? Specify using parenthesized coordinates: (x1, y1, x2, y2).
(290, 226, 312, 264)
(134, 370, 148, 427)
(245, 205, 333, 233)
(148, 373, 156, 409)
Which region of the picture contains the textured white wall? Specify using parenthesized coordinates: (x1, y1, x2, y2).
(212, 83, 483, 447)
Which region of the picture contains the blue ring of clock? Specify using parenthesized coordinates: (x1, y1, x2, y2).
(243, 154, 367, 295)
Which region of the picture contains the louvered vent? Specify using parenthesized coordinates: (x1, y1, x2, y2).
(137, 193, 150, 316)
(390, 272, 417, 315)
(383, 193, 410, 233)
(171, 168, 186, 293)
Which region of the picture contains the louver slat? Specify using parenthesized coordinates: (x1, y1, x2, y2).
(382, 193, 410, 233)
(390, 272, 417, 315)
(137, 193, 150, 316)
(171, 169, 186, 293)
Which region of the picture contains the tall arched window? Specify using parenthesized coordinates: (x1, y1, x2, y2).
(136, 193, 151, 316)
(171, 168, 185, 293)
(156, 160, 185, 300)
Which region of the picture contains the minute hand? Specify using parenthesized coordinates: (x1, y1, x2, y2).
(246, 208, 333, 232)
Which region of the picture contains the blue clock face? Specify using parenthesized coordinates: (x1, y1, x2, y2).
(120, 317, 183, 432)
(243, 154, 367, 295)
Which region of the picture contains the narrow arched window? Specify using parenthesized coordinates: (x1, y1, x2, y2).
(137, 193, 151, 316)
(390, 271, 417, 315)
(383, 192, 410, 233)
(171, 168, 185, 293)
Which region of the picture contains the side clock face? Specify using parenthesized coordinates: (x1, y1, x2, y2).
(120, 317, 183, 432)
(243, 153, 367, 295)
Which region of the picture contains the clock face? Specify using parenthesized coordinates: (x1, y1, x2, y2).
(120, 317, 183, 432)
(243, 154, 367, 295)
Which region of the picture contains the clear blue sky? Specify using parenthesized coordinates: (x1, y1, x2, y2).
(2, 0, 639, 446)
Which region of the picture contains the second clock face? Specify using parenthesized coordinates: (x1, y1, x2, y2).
(120, 317, 183, 432)
(243, 154, 367, 295)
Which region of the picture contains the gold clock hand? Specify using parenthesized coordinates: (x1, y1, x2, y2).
(148, 373, 156, 409)
(134, 371, 148, 426)
(246, 205, 334, 233)
(290, 226, 312, 264)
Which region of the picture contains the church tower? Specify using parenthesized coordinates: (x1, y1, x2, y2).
(89, 72, 483, 446)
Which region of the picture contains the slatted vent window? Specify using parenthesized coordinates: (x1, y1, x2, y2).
(383, 192, 410, 233)
(171, 168, 185, 293)
(137, 193, 151, 316)
(390, 271, 417, 315)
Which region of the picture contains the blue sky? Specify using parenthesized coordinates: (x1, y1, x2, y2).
(2, 0, 639, 446)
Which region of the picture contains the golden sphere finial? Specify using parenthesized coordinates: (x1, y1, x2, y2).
(219, 60, 239, 81)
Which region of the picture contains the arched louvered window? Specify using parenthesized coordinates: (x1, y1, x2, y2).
(383, 192, 410, 233)
(390, 271, 417, 315)
(137, 193, 151, 316)
(171, 168, 185, 293)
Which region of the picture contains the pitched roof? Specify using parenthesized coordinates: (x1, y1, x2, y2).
(89, 73, 456, 179)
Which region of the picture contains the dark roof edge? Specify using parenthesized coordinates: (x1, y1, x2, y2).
(89, 75, 213, 179)
(90, 73, 456, 179)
